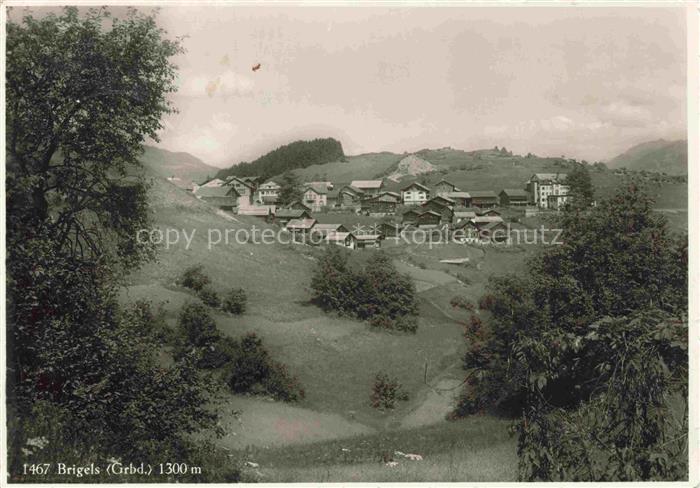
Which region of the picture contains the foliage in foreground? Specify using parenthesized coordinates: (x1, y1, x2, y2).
(311, 248, 419, 332)
(176, 303, 304, 402)
(453, 185, 688, 480)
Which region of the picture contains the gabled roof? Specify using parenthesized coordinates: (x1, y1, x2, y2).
(314, 223, 347, 232)
(276, 208, 310, 219)
(423, 195, 455, 206)
(200, 178, 224, 188)
(260, 180, 281, 189)
(327, 231, 355, 242)
(473, 215, 504, 224)
(366, 192, 401, 203)
(285, 200, 312, 210)
(286, 218, 316, 230)
(402, 182, 430, 192)
(340, 185, 365, 195)
(195, 185, 237, 198)
(304, 183, 329, 195)
(500, 188, 530, 197)
(350, 180, 383, 189)
(435, 179, 458, 189)
(353, 234, 381, 241)
(454, 210, 477, 219)
(419, 210, 442, 217)
(446, 191, 472, 199)
(403, 208, 423, 216)
(225, 175, 256, 188)
(468, 190, 499, 199)
(238, 206, 271, 216)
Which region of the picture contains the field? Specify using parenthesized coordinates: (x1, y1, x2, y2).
(123, 155, 686, 481)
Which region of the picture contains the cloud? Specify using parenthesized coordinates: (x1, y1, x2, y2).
(597, 101, 653, 128)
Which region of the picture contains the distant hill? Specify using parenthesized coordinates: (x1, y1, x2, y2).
(289, 151, 403, 184)
(139, 145, 217, 189)
(385, 154, 438, 182)
(215, 138, 344, 182)
(608, 139, 687, 175)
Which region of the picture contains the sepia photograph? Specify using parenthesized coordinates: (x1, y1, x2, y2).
(2, 1, 696, 484)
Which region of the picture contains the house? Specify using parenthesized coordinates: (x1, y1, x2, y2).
(274, 208, 312, 226)
(350, 180, 384, 196)
(361, 191, 401, 215)
(286, 218, 316, 242)
(224, 176, 256, 207)
(434, 179, 459, 197)
(302, 184, 328, 212)
(194, 185, 239, 211)
(326, 231, 357, 249)
(379, 221, 402, 238)
(445, 192, 472, 207)
(421, 197, 454, 224)
(305, 181, 333, 191)
(468, 190, 499, 208)
(237, 206, 273, 220)
(401, 182, 430, 206)
(526, 173, 570, 209)
(499, 189, 530, 207)
(354, 233, 382, 249)
(453, 206, 477, 223)
(326, 188, 341, 208)
(452, 220, 480, 241)
(478, 209, 501, 217)
(256, 181, 281, 204)
(286, 200, 313, 211)
(478, 221, 509, 242)
(416, 210, 442, 227)
(401, 208, 422, 226)
(311, 223, 349, 240)
(338, 185, 365, 207)
(473, 215, 504, 225)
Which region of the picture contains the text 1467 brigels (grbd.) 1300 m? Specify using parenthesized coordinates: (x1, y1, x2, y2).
(22, 462, 202, 478)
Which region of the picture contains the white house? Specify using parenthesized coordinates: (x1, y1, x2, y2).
(257, 180, 281, 204)
(526, 173, 570, 209)
(401, 182, 430, 205)
(303, 183, 328, 211)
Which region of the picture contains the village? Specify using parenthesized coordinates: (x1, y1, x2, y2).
(189, 171, 571, 248)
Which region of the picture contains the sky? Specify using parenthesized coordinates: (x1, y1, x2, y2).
(71, 7, 694, 167)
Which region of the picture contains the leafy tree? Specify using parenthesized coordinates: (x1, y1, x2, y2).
(453, 184, 687, 480)
(6, 7, 221, 474)
(277, 171, 304, 206)
(566, 163, 594, 209)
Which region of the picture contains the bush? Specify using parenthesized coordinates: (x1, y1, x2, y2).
(224, 333, 303, 402)
(178, 302, 219, 348)
(450, 295, 475, 311)
(311, 248, 418, 332)
(222, 288, 247, 315)
(198, 285, 220, 308)
(179, 264, 211, 292)
(370, 372, 408, 410)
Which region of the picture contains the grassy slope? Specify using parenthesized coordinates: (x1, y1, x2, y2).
(139, 145, 218, 188)
(608, 139, 687, 175)
(290, 152, 404, 184)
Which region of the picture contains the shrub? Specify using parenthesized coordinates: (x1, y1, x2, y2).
(224, 333, 303, 402)
(478, 293, 496, 310)
(178, 302, 219, 348)
(179, 264, 210, 292)
(222, 288, 247, 315)
(370, 372, 408, 410)
(450, 295, 475, 311)
(198, 286, 220, 308)
(196, 335, 238, 370)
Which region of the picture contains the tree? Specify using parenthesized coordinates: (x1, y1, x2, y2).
(6, 7, 220, 473)
(453, 184, 687, 480)
(566, 163, 594, 209)
(277, 171, 304, 206)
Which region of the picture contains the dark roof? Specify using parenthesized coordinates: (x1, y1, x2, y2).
(276, 208, 310, 219)
(500, 189, 530, 197)
(402, 182, 430, 192)
(468, 190, 499, 199)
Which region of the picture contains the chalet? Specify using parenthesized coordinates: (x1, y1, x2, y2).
(434, 179, 459, 197)
(274, 208, 312, 226)
(338, 185, 365, 207)
(224, 176, 256, 207)
(350, 180, 384, 196)
(468, 190, 499, 208)
(478, 209, 501, 217)
(257, 181, 281, 204)
(401, 182, 430, 206)
(286, 200, 313, 211)
(453, 206, 477, 223)
(361, 191, 401, 215)
(379, 221, 403, 238)
(194, 185, 239, 211)
(327, 231, 357, 249)
(421, 197, 454, 224)
(354, 233, 382, 249)
(445, 192, 472, 207)
(237, 206, 273, 220)
(452, 220, 480, 241)
(478, 221, 509, 242)
(416, 210, 442, 227)
(311, 223, 349, 240)
(240, 175, 262, 188)
(286, 218, 316, 242)
(499, 189, 530, 207)
(302, 184, 328, 212)
(526, 173, 569, 209)
(326, 188, 341, 208)
(401, 208, 422, 226)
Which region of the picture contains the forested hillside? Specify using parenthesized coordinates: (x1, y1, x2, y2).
(216, 138, 345, 181)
